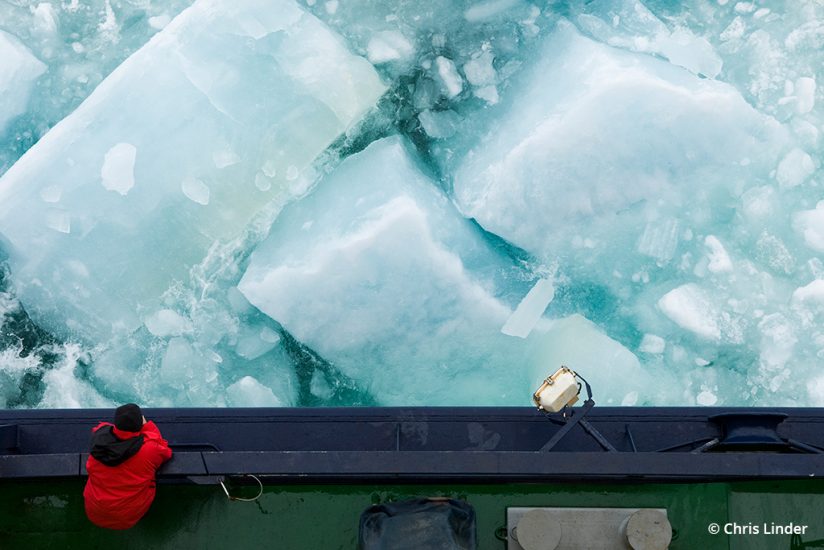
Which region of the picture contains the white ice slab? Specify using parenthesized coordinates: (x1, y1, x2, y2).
(657, 283, 724, 341)
(453, 20, 786, 266)
(501, 278, 555, 338)
(239, 136, 534, 405)
(0, 0, 385, 344)
(530, 314, 649, 404)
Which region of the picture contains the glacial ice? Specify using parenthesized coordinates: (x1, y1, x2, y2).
(0, 0, 386, 347)
(0, 0, 823, 409)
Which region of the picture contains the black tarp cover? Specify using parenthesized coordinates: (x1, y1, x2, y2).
(359, 498, 477, 550)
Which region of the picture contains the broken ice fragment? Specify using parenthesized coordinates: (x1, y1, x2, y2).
(639, 334, 666, 354)
(657, 28, 722, 78)
(776, 148, 815, 189)
(704, 235, 733, 273)
(366, 30, 414, 64)
(807, 375, 824, 406)
(310, 370, 334, 400)
(501, 278, 555, 338)
(720, 17, 745, 42)
(791, 280, 824, 325)
(792, 280, 824, 305)
(791, 119, 819, 150)
(795, 77, 816, 114)
(793, 202, 824, 252)
(658, 284, 721, 341)
(463, 51, 497, 87)
(418, 110, 461, 139)
(226, 376, 286, 407)
(696, 390, 717, 406)
(474, 85, 499, 104)
(159, 337, 221, 405)
(435, 56, 463, 98)
(148, 14, 172, 30)
(758, 313, 796, 370)
(234, 325, 280, 360)
(637, 219, 680, 262)
(260, 327, 280, 343)
(622, 391, 639, 406)
(755, 233, 794, 275)
(144, 309, 191, 337)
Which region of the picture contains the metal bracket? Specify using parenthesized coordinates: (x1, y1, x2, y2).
(539, 400, 616, 452)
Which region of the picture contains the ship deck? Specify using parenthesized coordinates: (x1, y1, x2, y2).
(4, 407, 824, 548)
(3, 407, 824, 482)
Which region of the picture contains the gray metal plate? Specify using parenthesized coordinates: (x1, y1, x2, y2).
(506, 507, 669, 550)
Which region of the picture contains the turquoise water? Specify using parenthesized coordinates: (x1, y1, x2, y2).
(0, 0, 822, 408)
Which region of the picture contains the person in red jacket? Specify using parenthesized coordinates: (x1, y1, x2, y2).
(83, 403, 173, 529)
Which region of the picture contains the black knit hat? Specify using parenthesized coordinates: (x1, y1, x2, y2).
(114, 403, 143, 432)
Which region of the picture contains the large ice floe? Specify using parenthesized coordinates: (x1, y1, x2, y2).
(0, 0, 823, 408)
(452, 19, 788, 268)
(0, 0, 385, 342)
(446, 17, 822, 406)
(0, 0, 385, 406)
(239, 136, 655, 405)
(239, 136, 529, 404)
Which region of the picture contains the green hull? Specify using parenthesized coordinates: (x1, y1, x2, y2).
(3, 479, 823, 549)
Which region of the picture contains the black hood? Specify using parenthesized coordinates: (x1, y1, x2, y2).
(90, 425, 144, 466)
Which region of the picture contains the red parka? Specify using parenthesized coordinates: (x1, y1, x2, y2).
(83, 420, 172, 529)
